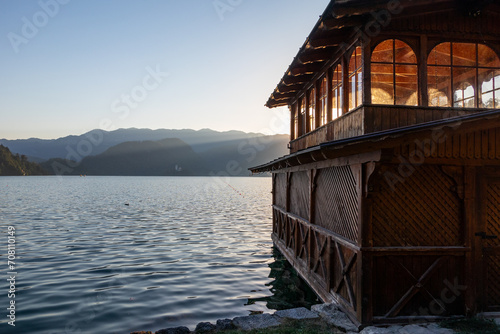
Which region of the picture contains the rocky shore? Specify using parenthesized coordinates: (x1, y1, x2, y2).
(130, 303, 481, 334)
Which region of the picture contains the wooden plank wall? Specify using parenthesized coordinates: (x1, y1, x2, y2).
(395, 127, 500, 161)
(364, 106, 477, 134)
(390, 10, 500, 36)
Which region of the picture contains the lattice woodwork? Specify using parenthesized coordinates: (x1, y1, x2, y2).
(486, 255, 500, 308)
(486, 183, 500, 247)
(289, 171, 310, 220)
(485, 183, 500, 308)
(314, 166, 359, 242)
(372, 165, 462, 247)
(274, 173, 287, 210)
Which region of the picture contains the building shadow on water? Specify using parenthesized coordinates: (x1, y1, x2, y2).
(246, 247, 321, 310)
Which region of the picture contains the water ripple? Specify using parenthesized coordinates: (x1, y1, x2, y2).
(0, 176, 275, 334)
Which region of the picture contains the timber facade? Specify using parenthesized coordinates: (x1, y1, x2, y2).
(251, 0, 500, 327)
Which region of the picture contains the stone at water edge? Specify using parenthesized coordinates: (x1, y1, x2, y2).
(155, 326, 191, 334)
(232, 313, 283, 330)
(311, 303, 358, 333)
(216, 319, 235, 330)
(274, 307, 320, 320)
(195, 321, 216, 333)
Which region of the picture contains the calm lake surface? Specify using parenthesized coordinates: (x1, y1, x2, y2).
(0, 176, 309, 334)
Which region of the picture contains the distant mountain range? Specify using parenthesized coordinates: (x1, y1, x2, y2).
(1, 128, 289, 176)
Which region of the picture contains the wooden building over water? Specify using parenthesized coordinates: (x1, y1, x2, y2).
(250, 0, 500, 326)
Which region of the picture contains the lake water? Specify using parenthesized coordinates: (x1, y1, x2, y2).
(0, 176, 317, 334)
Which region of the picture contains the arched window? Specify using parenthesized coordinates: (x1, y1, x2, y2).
(349, 47, 363, 111)
(428, 42, 500, 108)
(319, 76, 328, 126)
(308, 87, 316, 132)
(371, 39, 418, 105)
(332, 64, 343, 119)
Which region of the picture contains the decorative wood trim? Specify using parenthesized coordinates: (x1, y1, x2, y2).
(442, 165, 465, 200)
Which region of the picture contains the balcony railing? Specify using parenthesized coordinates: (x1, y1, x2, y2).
(289, 105, 485, 153)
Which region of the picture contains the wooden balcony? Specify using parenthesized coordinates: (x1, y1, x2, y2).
(289, 105, 487, 153)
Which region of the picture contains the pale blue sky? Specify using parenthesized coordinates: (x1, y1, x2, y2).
(0, 0, 329, 139)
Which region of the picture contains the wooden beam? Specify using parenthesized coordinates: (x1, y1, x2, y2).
(277, 84, 303, 93)
(299, 48, 336, 64)
(272, 92, 297, 100)
(289, 63, 325, 76)
(282, 74, 314, 86)
(321, 15, 366, 30)
(309, 29, 351, 48)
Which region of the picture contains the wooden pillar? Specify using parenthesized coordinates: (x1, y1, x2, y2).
(298, 98, 304, 137)
(327, 67, 333, 123)
(309, 169, 318, 224)
(419, 35, 429, 107)
(315, 81, 321, 129)
(464, 166, 477, 314)
(290, 104, 296, 141)
(362, 42, 372, 106)
(286, 172, 292, 213)
(359, 162, 376, 323)
(304, 91, 311, 133)
(342, 55, 349, 115)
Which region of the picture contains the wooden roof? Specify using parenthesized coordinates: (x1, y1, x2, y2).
(250, 109, 500, 173)
(266, 0, 499, 108)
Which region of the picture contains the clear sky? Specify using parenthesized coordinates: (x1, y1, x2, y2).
(0, 0, 329, 139)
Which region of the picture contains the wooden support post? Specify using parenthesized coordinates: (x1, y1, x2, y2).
(286, 172, 292, 213)
(362, 42, 372, 106)
(327, 67, 333, 123)
(342, 55, 349, 115)
(315, 81, 321, 129)
(419, 35, 429, 107)
(464, 166, 477, 314)
(306, 93, 311, 134)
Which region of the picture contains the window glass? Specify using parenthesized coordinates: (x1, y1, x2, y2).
(428, 42, 500, 109)
(349, 47, 363, 111)
(428, 66, 451, 107)
(319, 76, 328, 126)
(452, 43, 476, 67)
(308, 88, 316, 131)
(371, 39, 417, 106)
(332, 64, 343, 119)
(372, 40, 393, 63)
(428, 42, 451, 66)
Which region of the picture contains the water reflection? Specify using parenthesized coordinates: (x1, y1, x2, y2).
(246, 247, 320, 310)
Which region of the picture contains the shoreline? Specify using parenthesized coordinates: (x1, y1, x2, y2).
(130, 303, 499, 334)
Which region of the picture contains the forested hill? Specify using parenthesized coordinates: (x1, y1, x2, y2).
(0, 145, 48, 176)
(40, 135, 289, 176)
(73, 138, 208, 176)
